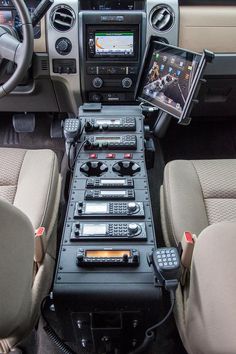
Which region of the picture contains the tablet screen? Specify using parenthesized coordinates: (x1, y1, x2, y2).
(137, 41, 202, 119)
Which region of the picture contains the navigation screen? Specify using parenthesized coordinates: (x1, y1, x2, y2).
(95, 32, 134, 56)
(137, 41, 202, 119)
(0, 10, 13, 26)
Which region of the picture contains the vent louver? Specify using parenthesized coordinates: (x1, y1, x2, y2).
(150, 5, 174, 32)
(50, 5, 75, 32)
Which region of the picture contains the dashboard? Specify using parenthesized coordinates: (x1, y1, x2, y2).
(0, 0, 236, 117)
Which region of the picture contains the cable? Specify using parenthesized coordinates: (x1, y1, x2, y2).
(41, 296, 76, 354)
(129, 290, 176, 354)
(71, 138, 88, 171)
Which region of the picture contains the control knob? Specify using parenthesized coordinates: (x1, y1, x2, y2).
(128, 223, 140, 235)
(122, 77, 132, 89)
(128, 202, 138, 213)
(92, 77, 103, 89)
(55, 38, 72, 55)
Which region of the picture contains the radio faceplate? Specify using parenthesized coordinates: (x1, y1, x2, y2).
(85, 189, 135, 200)
(84, 135, 137, 150)
(86, 177, 134, 188)
(85, 116, 136, 132)
(74, 201, 145, 218)
(70, 221, 147, 241)
(77, 248, 140, 266)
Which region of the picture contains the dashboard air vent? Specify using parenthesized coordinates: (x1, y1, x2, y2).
(150, 5, 174, 32)
(50, 5, 75, 32)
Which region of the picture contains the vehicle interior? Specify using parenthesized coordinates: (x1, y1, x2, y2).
(1, 0, 236, 353)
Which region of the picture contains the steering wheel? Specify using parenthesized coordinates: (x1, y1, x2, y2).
(0, 0, 34, 98)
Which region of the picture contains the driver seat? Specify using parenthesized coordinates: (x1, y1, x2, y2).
(0, 148, 61, 353)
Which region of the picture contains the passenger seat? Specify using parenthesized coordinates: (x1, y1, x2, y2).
(161, 159, 236, 354)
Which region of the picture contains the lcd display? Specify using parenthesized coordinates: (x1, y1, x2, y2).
(95, 137, 121, 143)
(96, 119, 121, 125)
(83, 224, 106, 235)
(0, 10, 13, 25)
(100, 191, 126, 195)
(95, 32, 134, 56)
(101, 179, 126, 185)
(85, 250, 131, 258)
(136, 41, 202, 119)
(85, 203, 107, 213)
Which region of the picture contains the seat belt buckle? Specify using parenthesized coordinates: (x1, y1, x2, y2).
(34, 227, 46, 264)
(181, 231, 196, 286)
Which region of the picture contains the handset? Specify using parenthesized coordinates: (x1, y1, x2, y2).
(63, 118, 81, 143)
(149, 247, 181, 291)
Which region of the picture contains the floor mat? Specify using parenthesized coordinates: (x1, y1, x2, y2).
(0, 113, 65, 166)
(161, 118, 236, 162)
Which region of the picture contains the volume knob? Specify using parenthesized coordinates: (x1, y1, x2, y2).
(93, 77, 103, 89)
(122, 77, 132, 89)
(128, 202, 137, 213)
(128, 223, 140, 235)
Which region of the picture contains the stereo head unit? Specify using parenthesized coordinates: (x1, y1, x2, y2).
(87, 26, 139, 60)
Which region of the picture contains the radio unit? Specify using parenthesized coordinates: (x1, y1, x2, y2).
(86, 177, 134, 188)
(71, 222, 147, 241)
(85, 189, 135, 200)
(76, 248, 140, 266)
(87, 26, 139, 60)
(84, 135, 137, 150)
(74, 201, 145, 218)
(85, 117, 136, 132)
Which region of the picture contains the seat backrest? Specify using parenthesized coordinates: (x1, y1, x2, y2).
(0, 198, 34, 339)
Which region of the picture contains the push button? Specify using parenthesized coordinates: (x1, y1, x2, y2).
(89, 153, 97, 159)
(124, 153, 133, 159)
(106, 153, 116, 158)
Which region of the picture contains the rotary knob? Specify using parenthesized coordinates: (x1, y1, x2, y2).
(128, 223, 140, 235)
(122, 77, 133, 89)
(128, 202, 138, 213)
(92, 77, 103, 89)
(55, 38, 72, 55)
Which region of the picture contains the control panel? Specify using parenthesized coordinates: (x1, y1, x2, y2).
(85, 116, 136, 131)
(70, 221, 147, 241)
(80, 12, 146, 103)
(84, 135, 137, 150)
(54, 106, 159, 354)
(74, 201, 145, 218)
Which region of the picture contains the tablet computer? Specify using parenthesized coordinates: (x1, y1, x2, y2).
(135, 38, 214, 124)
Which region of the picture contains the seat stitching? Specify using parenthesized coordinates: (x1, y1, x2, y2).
(13, 150, 27, 205)
(39, 152, 57, 229)
(191, 161, 210, 227)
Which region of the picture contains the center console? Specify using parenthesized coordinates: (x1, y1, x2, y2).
(53, 106, 162, 353)
(79, 12, 146, 103)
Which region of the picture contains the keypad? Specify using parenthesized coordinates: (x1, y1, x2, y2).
(156, 248, 179, 268)
(64, 119, 80, 132)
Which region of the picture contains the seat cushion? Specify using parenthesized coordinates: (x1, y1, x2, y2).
(0, 148, 59, 231)
(161, 159, 236, 245)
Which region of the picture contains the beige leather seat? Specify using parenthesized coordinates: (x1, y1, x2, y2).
(0, 148, 61, 353)
(161, 160, 236, 354)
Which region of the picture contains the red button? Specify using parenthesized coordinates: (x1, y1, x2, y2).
(184, 231, 194, 244)
(89, 153, 97, 159)
(124, 153, 133, 159)
(106, 153, 116, 158)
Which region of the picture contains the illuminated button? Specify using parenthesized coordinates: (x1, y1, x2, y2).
(106, 153, 116, 159)
(124, 153, 133, 159)
(89, 153, 97, 159)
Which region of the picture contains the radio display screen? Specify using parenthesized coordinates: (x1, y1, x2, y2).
(100, 190, 126, 196)
(101, 179, 126, 185)
(85, 203, 108, 213)
(85, 250, 131, 258)
(83, 224, 106, 235)
(95, 136, 121, 143)
(96, 119, 121, 125)
(95, 31, 134, 57)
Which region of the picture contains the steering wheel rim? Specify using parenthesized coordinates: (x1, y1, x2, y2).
(0, 0, 34, 98)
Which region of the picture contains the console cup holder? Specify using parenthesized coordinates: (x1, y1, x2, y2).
(112, 160, 141, 176)
(80, 161, 108, 177)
